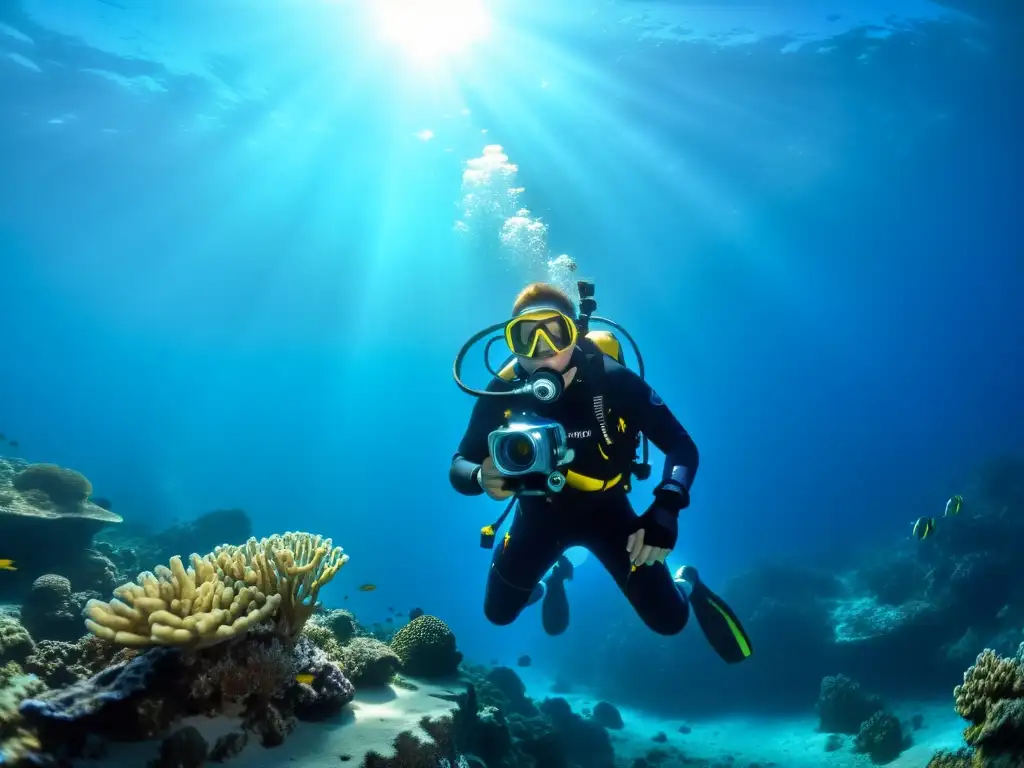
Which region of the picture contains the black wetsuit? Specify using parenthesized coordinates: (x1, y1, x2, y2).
(449, 344, 700, 635)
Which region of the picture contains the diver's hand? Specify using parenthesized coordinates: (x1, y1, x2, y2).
(479, 456, 514, 501)
(627, 505, 678, 566)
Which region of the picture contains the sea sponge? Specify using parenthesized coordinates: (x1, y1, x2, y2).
(12, 463, 92, 504)
(83, 531, 348, 647)
(389, 615, 462, 678)
(954, 648, 1024, 725)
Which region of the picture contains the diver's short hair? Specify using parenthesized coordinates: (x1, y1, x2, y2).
(512, 282, 576, 318)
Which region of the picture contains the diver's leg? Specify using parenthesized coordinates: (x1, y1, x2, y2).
(483, 506, 564, 627)
(586, 496, 689, 636)
(538, 555, 573, 635)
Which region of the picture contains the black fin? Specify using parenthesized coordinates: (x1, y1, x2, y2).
(689, 581, 753, 664)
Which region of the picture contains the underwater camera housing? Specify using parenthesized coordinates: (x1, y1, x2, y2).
(488, 417, 575, 495)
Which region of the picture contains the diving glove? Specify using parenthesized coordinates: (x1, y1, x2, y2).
(635, 484, 689, 550)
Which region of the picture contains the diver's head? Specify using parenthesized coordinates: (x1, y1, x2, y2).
(506, 282, 578, 374)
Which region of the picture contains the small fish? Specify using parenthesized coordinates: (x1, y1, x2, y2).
(385, 617, 393, 623)
(0, 560, 16, 571)
(517, 655, 532, 668)
(8, 441, 18, 449)
(295, 673, 315, 685)
(912, 516, 936, 540)
(944, 495, 962, 517)
(358, 583, 376, 592)
(344, 595, 350, 601)
(387, 606, 395, 613)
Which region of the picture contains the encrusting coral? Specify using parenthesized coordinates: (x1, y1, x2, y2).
(83, 532, 349, 648)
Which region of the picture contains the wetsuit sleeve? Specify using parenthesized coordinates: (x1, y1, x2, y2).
(449, 379, 511, 496)
(607, 365, 699, 510)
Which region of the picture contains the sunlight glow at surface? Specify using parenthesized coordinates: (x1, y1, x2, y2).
(373, 0, 492, 63)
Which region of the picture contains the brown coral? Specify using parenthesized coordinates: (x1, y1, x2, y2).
(12, 464, 92, 504)
(389, 615, 462, 679)
(954, 648, 1024, 724)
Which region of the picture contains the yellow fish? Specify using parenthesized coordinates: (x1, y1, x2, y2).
(358, 583, 376, 592)
(295, 673, 315, 685)
(944, 495, 963, 517)
(912, 516, 935, 540)
(0, 560, 16, 571)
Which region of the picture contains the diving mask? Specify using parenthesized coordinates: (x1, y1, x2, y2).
(504, 308, 578, 358)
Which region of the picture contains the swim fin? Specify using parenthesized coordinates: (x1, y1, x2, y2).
(541, 555, 573, 636)
(675, 565, 752, 664)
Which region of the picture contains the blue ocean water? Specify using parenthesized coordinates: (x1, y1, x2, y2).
(0, 0, 1022, 753)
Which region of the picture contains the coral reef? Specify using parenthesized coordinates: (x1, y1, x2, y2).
(853, 710, 907, 763)
(0, 524, 362, 766)
(0, 615, 33, 665)
(591, 700, 624, 729)
(0, 458, 122, 600)
(926, 643, 1024, 765)
(389, 615, 463, 678)
(84, 532, 348, 647)
(817, 673, 884, 734)
(337, 635, 401, 687)
(23, 635, 119, 687)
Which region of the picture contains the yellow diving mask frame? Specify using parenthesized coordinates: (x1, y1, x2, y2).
(504, 307, 579, 359)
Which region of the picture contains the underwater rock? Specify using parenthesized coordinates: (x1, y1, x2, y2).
(590, 700, 624, 729)
(150, 508, 252, 564)
(824, 733, 844, 751)
(149, 725, 208, 768)
(484, 666, 537, 717)
(20, 574, 80, 642)
(0, 459, 122, 596)
(853, 710, 909, 763)
(19, 646, 185, 756)
(539, 696, 615, 767)
(319, 608, 359, 644)
(816, 674, 884, 734)
(208, 730, 248, 762)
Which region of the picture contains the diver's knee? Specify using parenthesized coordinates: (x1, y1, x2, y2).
(647, 601, 689, 636)
(484, 601, 519, 626)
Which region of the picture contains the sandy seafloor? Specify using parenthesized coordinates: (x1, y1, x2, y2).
(79, 668, 969, 767)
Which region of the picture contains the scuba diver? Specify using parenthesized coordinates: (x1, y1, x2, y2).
(449, 280, 752, 663)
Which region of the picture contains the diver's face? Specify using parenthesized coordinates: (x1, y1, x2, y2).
(517, 344, 575, 374)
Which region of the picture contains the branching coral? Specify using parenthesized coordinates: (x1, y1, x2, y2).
(83, 531, 348, 648)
